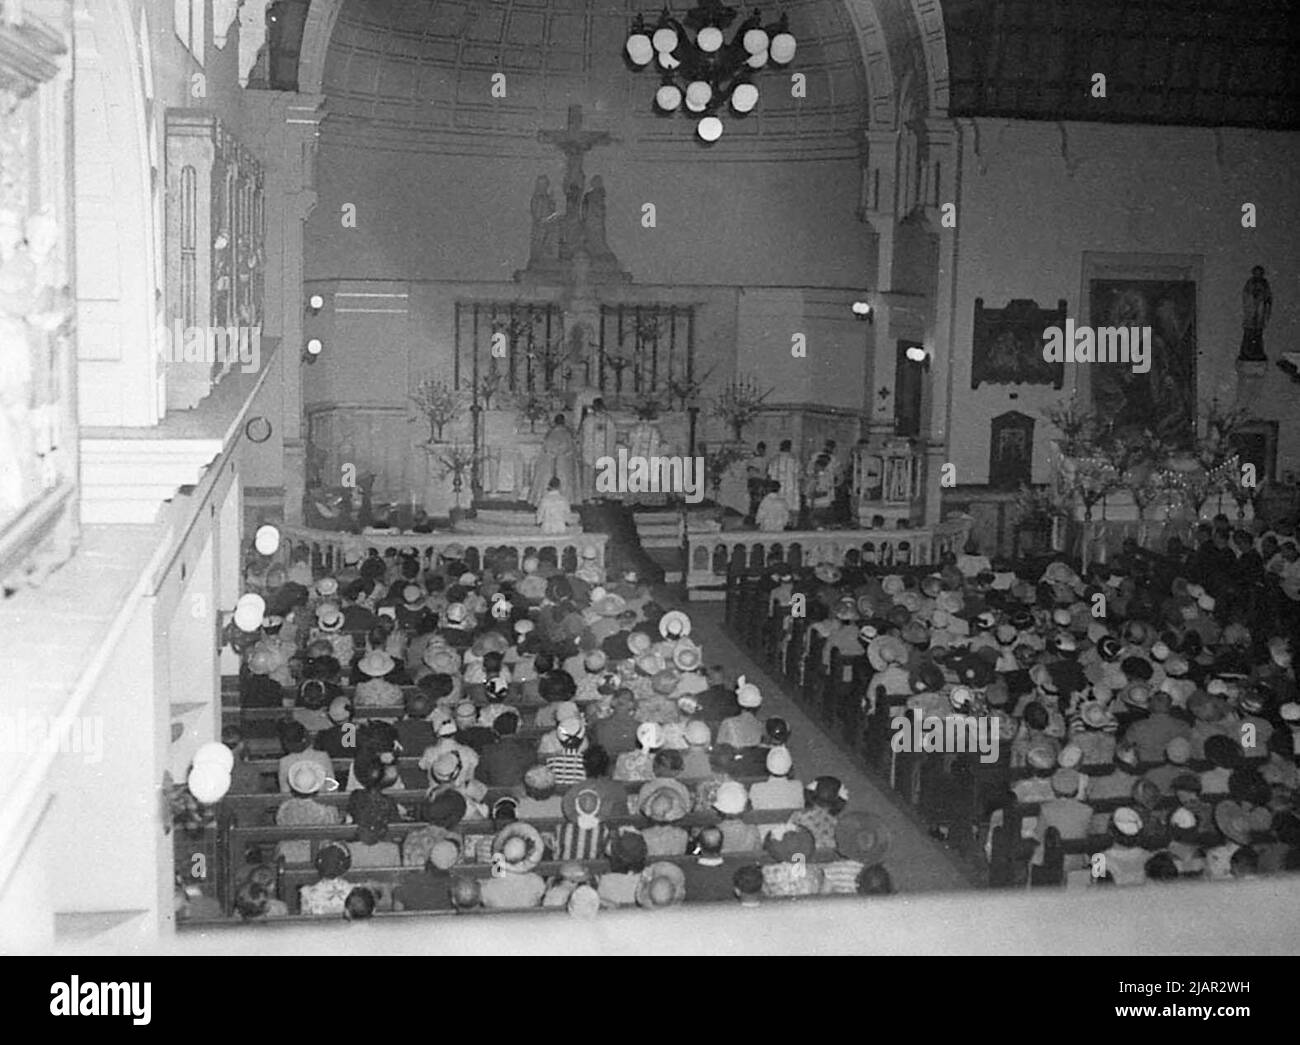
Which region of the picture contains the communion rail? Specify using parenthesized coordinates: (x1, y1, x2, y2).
(684, 517, 973, 600)
(277, 525, 609, 576)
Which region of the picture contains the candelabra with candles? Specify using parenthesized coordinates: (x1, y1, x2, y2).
(625, 1, 796, 142)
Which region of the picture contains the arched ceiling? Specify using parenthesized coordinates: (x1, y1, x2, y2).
(316, 0, 888, 158)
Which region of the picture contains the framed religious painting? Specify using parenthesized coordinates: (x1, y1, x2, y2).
(1081, 253, 1201, 450)
(970, 299, 1067, 389)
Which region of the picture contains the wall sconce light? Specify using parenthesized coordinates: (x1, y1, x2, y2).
(307, 293, 325, 314)
(302, 337, 323, 364)
(851, 300, 873, 323)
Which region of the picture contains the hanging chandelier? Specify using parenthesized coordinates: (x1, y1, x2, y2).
(625, 1, 797, 143)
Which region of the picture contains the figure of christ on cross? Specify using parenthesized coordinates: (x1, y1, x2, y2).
(539, 105, 616, 261)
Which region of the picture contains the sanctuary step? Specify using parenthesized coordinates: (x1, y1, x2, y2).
(578, 501, 663, 584)
(452, 511, 581, 536)
(633, 508, 684, 583)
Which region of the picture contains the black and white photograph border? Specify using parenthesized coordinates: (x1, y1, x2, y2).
(1, 0, 1299, 965)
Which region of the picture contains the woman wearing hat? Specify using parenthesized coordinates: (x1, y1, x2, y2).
(636, 861, 688, 909)
(299, 843, 356, 916)
(789, 776, 848, 850)
(716, 677, 764, 750)
(354, 649, 402, 708)
(748, 746, 804, 812)
(480, 823, 547, 909)
(821, 813, 890, 894)
(760, 826, 822, 897)
(274, 760, 342, 865)
(712, 781, 762, 853)
(614, 722, 663, 782)
(639, 778, 693, 856)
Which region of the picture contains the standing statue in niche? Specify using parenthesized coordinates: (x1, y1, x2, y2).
(528, 175, 558, 266)
(1239, 265, 1272, 362)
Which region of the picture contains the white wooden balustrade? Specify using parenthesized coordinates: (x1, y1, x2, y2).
(685, 516, 973, 600)
(277, 524, 609, 576)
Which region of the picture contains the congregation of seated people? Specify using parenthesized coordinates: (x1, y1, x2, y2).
(192, 542, 895, 922)
(727, 517, 1300, 889)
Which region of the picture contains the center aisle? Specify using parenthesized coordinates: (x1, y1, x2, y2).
(683, 601, 975, 895)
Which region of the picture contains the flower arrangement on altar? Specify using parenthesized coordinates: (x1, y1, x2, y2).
(410, 377, 465, 443)
(711, 375, 773, 442)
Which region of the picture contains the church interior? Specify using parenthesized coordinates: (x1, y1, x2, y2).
(2, 0, 1300, 955)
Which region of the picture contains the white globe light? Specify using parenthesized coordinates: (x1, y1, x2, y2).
(233, 592, 266, 632)
(194, 741, 235, 773)
(770, 32, 796, 64)
(657, 51, 681, 70)
(746, 49, 768, 69)
(626, 33, 653, 65)
(306, 337, 323, 355)
(308, 293, 325, 310)
(906, 345, 927, 362)
(188, 761, 231, 805)
(697, 26, 723, 52)
(253, 523, 280, 556)
(655, 84, 683, 111)
(698, 116, 723, 142)
(731, 83, 759, 113)
(851, 300, 872, 316)
(652, 27, 678, 53)
(743, 28, 769, 54)
(685, 81, 712, 109)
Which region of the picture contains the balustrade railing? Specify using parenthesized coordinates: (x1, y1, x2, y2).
(684, 516, 972, 598)
(277, 525, 608, 577)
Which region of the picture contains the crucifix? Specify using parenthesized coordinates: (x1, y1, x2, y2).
(538, 105, 617, 261)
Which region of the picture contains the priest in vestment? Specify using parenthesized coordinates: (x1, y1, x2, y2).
(766, 439, 802, 518)
(529, 414, 583, 507)
(579, 398, 618, 500)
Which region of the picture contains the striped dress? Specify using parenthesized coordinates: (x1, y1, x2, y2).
(545, 751, 588, 787)
(558, 821, 610, 861)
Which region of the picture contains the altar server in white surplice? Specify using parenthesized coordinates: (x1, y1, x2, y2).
(536, 478, 572, 534)
(766, 439, 802, 517)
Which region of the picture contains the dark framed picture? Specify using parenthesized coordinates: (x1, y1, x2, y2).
(971, 298, 1067, 389)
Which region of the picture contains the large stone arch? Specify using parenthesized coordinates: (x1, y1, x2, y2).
(298, 0, 343, 97)
(73, 0, 163, 426)
(908, 0, 950, 118)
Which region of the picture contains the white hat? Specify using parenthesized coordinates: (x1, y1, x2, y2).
(1113, 807, 1143, 837)
(288, 759, 327, 795)
(685, 721, 711, 746)
(636, 721, 663, 751)
(557, 715, 586, 740)
(713, 781, 747, 816)
(736, 675, 762, 708)
(765, 745, 793, 776)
